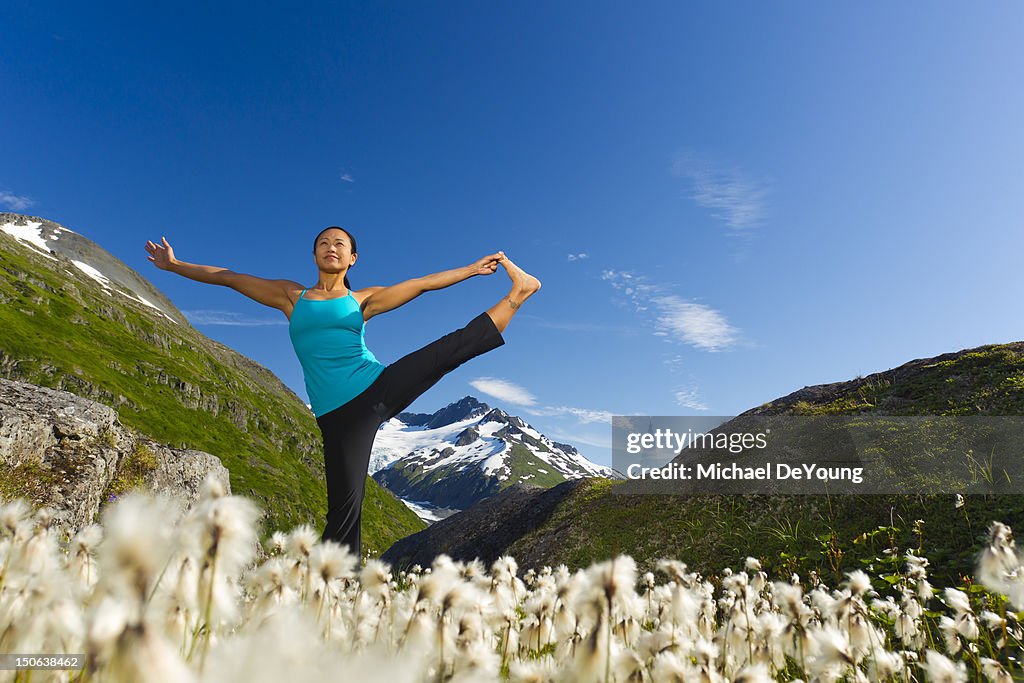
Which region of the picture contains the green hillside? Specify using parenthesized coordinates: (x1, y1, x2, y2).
(0, 218, 424, 555)
(508, 343, 1024, 582)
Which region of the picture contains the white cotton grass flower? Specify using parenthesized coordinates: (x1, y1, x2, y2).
(0, 498, 32, 538)
(96, 492, 179, 612)
(867, 648, 904, 682)
(943, 587, 972, 615)
(285, 524, 320, 560)
(733, 662, 772, 683)
(7, 487, 1024, 683)
(149, 553, 201, 648)
(360, 558, 392, 600)
(197, 474, 228, 501)
(35, 593, 86, 654)
(583, 554, 638, 612)
(200, 607, 371, 683)
(182, 493, 261, 577)
(267, 530, 288, 555)
(845, 570, 872, 597)
(649, 650, 691, 682)
(400, 603, 438, 657)
(980, 657, 1014, 683)
(448, 636, 501, 683)
(416, 555, 461, 607)
(923, 649, 968, 683)
(178, 495, 261, 641)
(807, 624, 855, 677)
(106, 619, 196, 683)
(611, 647, 646, 683)
(68, 523, 103, 594)
(508, 654, 558, 683)
(491, 554, 526, 606)
(656, 558, 691, 584)
(86, 594, 132, 666)
(978, 522, 1023, 609)
(247, 557, 298, 613)
(571, 606, 612, 683)
(6, 515, 62, 581)
(195, 567, 244, 631)
(309, 541, 357, 586)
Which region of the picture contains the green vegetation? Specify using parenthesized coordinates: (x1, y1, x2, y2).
(500, 443, 566, 489)
(510, 479, 1024, 585)
(99, 442, 160, 512)
(0, 230, 424, 552)
(0, 461, 58, 507)
(511, 343, 1024, 580)
(795, 347, 1024, 416)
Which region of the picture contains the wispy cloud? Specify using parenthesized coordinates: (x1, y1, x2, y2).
(601, 270, 737, 351)
(469, 377, 538, 406)
(674, 387, 708, 411)
(672, 153, 769, 235)
(567, 252, 589, 261)
(470, 377, 613, 426)
(0, 190, 34, 211)
(516, 313, 639, 336)
(340, 172, 354, 183)
(546, 430, 611, 449)
(600, 269, 663, 314)
(652, 296, 737, 352)
(183, 310, 288, 326)
(525, 405, 614, 424)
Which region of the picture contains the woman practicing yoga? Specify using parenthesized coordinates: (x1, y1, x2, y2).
(145, 227, 540, 559)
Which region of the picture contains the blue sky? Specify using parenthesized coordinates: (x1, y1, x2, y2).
(3, 2, 1023, 466)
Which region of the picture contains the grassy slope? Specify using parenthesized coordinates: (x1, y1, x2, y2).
(510, 344, 1024, 582)
(0, 230, 424, 554)
(502, 443, 567, 489)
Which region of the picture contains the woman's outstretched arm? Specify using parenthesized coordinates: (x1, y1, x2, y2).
(146, 236, 299, 313)
(360, 251, 504, 321)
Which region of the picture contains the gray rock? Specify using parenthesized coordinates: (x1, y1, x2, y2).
(0, 377, 230, 538)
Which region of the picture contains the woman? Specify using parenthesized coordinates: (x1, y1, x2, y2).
(145, 227, 540, 559)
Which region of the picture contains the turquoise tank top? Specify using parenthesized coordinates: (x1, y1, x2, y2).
(288, 288, 386, 417)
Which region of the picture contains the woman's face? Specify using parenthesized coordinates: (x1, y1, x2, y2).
(314, 228, 356, 273)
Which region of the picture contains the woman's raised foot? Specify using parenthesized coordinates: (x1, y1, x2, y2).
(498, 253, 541, 300)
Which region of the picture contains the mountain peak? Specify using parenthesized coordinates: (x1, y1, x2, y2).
(396, 395, 492, 429)
(0, 212, 187, 325)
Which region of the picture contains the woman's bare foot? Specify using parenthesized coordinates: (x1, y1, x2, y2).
(484, 253, 540, 333)
(498, 252, 542, 303)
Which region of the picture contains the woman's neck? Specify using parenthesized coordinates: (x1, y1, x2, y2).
(315, 271, 348, 293)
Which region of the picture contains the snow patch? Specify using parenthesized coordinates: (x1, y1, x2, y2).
(70, 259, 113, 289)
(1, 221, 56, 259)
(400, 498, 450, 523)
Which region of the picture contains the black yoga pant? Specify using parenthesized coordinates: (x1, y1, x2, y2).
(314, 311, 506, 558)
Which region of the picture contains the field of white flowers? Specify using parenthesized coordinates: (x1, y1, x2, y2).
(1, 478, 1022, 683)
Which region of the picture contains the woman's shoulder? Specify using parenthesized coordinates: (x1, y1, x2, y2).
(351, 286, 384, 305)
(279, 281, 306, 306)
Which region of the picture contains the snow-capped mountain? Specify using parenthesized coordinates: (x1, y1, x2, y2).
(371, 396, 617, 512)
(0, 213, 186, 325)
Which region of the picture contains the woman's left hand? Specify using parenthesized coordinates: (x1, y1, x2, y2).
(469, 251, 504, 276)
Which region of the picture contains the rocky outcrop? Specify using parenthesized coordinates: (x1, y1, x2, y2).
(381, 479, 587, 570)
(0, 378, 230, 537)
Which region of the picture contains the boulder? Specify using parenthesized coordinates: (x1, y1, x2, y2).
(0, 377, 230, 538)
